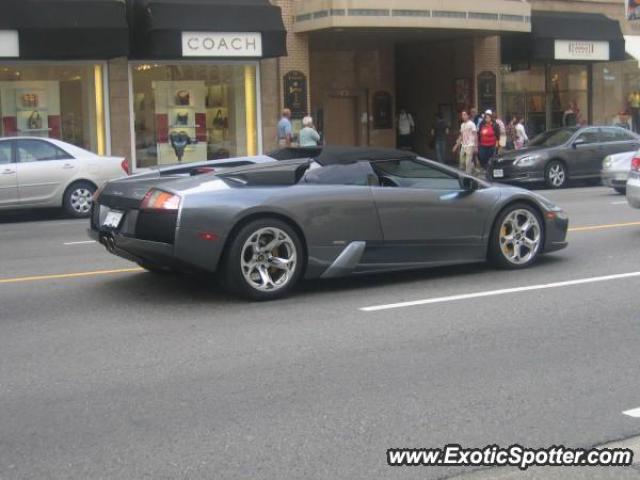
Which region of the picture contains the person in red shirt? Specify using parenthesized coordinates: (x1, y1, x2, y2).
(477, 110, 501, 171)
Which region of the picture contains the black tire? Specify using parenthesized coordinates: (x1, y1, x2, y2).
(544, 160, 568, 189)
(221, 218, 304, 301)
(489, 203, 544, 270)
(137, 261, 175, 274)
(614, 186, 627, 195)
(63, 181, 96, 218)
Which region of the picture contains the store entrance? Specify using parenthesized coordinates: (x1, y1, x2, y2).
(503, 92, 547, 137)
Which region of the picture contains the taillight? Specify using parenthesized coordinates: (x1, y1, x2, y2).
(140, 189, 181, 211)
(632, 156, 640, 171)
(121, 158, 130, 175)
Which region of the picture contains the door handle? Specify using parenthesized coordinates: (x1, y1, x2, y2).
(1, 168, 14, 175)
(62, 164, 75, 169)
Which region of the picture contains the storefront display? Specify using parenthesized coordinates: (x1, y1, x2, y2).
(0, 64, 107, 154)
(132, 63, 258, 168)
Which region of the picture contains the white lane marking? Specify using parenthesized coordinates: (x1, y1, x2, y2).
(623, 408, 640, 418)
(63, 241, 96, 246)
(360, 271, 640, 312)
(612, 201, 628, 205)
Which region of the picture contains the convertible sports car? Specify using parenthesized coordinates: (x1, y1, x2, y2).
(89, 147, 569, 300)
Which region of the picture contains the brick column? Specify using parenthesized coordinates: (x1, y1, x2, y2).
(473, 35, 502, 117)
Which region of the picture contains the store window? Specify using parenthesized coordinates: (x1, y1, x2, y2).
(592, 59, 640, 133)
(549, 65, 588, 129)
(502, 65, 547, 137)
(131, 63, 259, 168)
(0, 64, 107, 154)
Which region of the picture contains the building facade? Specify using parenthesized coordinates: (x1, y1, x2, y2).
(1, 0, 639, 170)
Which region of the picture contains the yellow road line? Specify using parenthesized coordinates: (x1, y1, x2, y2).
(569, 221, 640, 232)
(0, 268, 143, 285)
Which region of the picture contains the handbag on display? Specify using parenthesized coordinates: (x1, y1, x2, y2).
(27, 111, 43, 130)
(175, 90, 190, 106)
(175, 112, 189, 126)
(212, 109, 228, 130)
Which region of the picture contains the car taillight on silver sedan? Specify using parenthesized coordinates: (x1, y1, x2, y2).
(632, 156, 640, 172)
(140, 189, 181, 211)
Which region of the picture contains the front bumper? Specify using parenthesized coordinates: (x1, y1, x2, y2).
(491, 162, 544, 184)
(627, 175, 640, 209)
(543, 211, 569, 253)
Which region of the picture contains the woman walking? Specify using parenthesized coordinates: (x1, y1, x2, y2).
(299, 116, 321, 147)
(477, 110, 501, 172)
(515, 117, 529, 150)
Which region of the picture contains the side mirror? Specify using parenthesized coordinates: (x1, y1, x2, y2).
(573, 138, 586, 149)
(459, 175, 479, 191)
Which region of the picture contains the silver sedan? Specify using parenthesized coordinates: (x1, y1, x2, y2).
(601, 150, 637, 194)
(627, 155, 640, 209)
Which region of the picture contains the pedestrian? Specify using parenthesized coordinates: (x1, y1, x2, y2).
(563, 101, 579, 127)
(453, 110, 477, 174)
(277, 108, 293, 148)
(471, 107, 483, 129)
(430, 113, 449, 163)
(495, 114, 507, 153)
(505, 115, 517, 150)
(477, 109, 500, 173)
(515, 116, 529, 149)
(397, 108, 415, 150)
(299, 116, 321, 147)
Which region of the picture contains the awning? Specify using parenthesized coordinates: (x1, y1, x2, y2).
(502, 11, 626, 64)
(130, 0, 287, 59)
(0, 0, 129, 59)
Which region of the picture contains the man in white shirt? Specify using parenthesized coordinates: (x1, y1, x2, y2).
(454, 110, 477, 174)
(397, 108, 415, 150)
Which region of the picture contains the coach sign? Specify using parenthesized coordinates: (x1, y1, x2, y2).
(182, 32, 263, 58)
(554, 40, 610, 61)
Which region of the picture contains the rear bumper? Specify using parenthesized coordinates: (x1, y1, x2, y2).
(89, 228, 177, 267)
(601, 170, 629, 188)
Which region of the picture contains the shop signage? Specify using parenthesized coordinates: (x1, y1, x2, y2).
(283, 71, 308, 120)
(181, 32, 262, 57)
(0, 30, 19, 57)
(554, 40, 610, 61)
(477, 71, 496, 114)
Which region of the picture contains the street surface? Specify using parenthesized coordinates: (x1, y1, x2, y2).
(1, 186, 640, 479)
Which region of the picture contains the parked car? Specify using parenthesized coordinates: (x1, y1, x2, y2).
(493, 126, 640, 189)
(626, 154, 640, 209)
(601, 150, 636, 194)
(90, 146, 569, 300)
(0, 137, 128, 217)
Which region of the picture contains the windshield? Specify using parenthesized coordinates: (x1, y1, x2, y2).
(528, 128, 579, 148)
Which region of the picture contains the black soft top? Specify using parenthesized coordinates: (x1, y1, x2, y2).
(268, 146, 416, 165)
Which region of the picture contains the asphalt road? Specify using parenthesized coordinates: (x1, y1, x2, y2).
(1, 186, 640, 480)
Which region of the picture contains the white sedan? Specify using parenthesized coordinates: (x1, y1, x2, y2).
(0, 137, 128, 217)
(627, 154, 640, 209)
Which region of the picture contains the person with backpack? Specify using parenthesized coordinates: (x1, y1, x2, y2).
(477, 109, 501, 172)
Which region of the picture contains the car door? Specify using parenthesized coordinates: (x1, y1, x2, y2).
(565, 128, 601, 177)
(16, 139, 76, 206)
(0, 140, 18, 207)
(369, 158, 499, 265)
(599, 127, 640, 167)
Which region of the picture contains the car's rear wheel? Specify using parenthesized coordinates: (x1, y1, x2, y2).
(489, 203, 544, 269)
(222, 219, 304, 300)
(544, 160, 568, 189)
(614, 186, 627, 195)
(63, 181, 96, 218)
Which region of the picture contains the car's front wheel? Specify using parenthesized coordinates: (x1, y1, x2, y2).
(489, 204, 544, 269)
(63, 181, 96, 218)
(222, 219, 304, 300)
(614, 186, 627, 195)
(544, 160, 568, 189)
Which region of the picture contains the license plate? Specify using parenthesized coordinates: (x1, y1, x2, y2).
(103, 210, 124, 229)
(493, 169, 504, 178)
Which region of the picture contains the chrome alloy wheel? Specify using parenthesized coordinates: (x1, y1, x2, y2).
(548, 163, 566, 188)
(499, 209, 542, 265)
(240, 227, 297, 292)
(70, 188, 93, 214)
